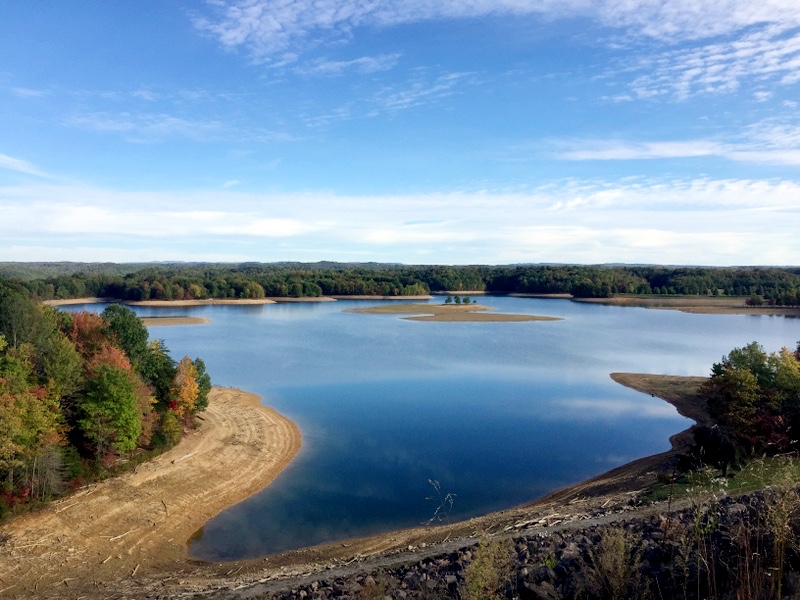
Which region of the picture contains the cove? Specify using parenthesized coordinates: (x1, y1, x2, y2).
(65, 296, 800, 559)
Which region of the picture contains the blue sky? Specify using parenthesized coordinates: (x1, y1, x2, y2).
(1, 1, 799, 265)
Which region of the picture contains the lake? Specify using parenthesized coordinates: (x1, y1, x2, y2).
(67, 297, 800, 559)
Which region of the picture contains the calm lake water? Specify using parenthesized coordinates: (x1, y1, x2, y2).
(67, 297, 800, 559)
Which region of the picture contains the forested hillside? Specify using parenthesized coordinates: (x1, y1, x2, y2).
(3, 263, 800, 305)
(0, 280, 210, 516)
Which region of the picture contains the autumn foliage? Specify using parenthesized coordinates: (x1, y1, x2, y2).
(0, 281, 210, 514)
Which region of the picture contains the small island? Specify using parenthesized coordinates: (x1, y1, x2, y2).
(345, 301, 562, 322)
(140, 315, 212, 326)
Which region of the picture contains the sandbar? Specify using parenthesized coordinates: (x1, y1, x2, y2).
(140, 316, 212, 326)
(0, 387, 301, 599)
(345, 302, 561, 322)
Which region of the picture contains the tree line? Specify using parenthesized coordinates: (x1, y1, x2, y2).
(0, 279, 210, 515)
(4, 263, 800, 305)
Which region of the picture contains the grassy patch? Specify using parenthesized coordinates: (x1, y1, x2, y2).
(645, 455, 800, 503)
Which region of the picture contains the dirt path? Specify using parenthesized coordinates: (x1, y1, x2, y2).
(0, 388, 301, 600)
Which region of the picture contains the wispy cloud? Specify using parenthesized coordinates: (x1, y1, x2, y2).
(1, 178, 797, 264)
(556, 118, 800, 166)
(11, 87, 48, 98)
(300, 70, 474, 126)
(296, 53, 401, 77)
(193, 0, 800, 63)
(559, 140, 724, 161)
(626, 25, 800, 100)
(372, 72, 474, 112)
(65, 111, 226, 142)
(0, 153, 50, 178)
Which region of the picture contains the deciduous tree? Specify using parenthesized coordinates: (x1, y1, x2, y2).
(79, 364, 141, 457)
(172, 356, 199, 423)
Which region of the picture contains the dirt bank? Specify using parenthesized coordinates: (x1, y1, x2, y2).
(0, 388, 301, 599)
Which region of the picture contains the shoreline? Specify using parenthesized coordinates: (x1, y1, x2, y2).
(0, 387, 301, 599)
(139, 372, 711, 599)
(0, 373, 709, 598)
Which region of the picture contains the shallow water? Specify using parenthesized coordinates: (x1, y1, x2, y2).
(65, 297, 800, 559)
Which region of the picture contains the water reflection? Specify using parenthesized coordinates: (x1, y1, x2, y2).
(62, 297, 800, 559)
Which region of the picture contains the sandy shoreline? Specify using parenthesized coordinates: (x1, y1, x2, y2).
(0, 373, 710, 598)
(0, 387, 301, 599)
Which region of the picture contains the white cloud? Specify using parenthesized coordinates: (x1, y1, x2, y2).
(65, 112, 225, 142)
(0, 153, 50, 178)
(193, 0, 800, 63)
(1, 178, 798, 264)
(11, 87, 48, 98)
(297, 53, 401, 76)
(373, 72, 474, 112)
(627, 26, 800, 100)
(558, 140, 724, 161)
(556, 119, 800, 166)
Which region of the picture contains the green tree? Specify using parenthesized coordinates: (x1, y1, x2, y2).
(713, 366, 760, 436)
(0, 340, 66, 496)
(0, 281, 39, 348)
(102, 304, 149, 371)
(79, 364, 141, 457)
(140, 340, 176, 409)
(193, 358, 212, 413)
(35, 309, 83, 397)
(159, 410, 182, 447)
(714, 341, 772, 389)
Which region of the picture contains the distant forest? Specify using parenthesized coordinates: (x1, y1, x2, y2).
(1, 262, 800, 306)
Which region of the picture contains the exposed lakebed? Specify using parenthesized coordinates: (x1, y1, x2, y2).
(66, 297, 800, 559)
